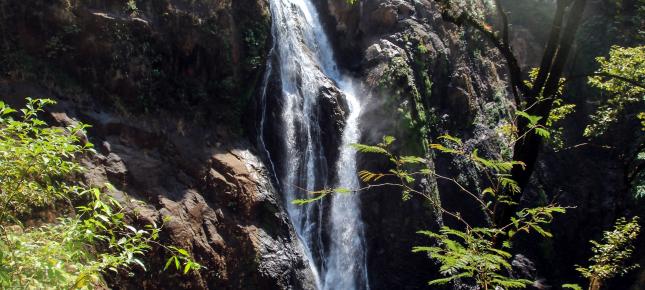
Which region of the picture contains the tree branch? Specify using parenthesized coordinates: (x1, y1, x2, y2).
(528, 0, 570, 104)
(564, 72, 645, 89)
(504, 0, 588, 226)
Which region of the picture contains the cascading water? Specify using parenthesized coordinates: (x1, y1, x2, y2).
(257, 0, 369, 289)
(323, 79, 369, 290)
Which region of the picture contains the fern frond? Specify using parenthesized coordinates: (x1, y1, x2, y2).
(428, 273, 470, 285)
(430, 143, 463, 155)
(292, 193, 328, 205)
(358, 170, 386, 182)
(438, 134, 463, 146)
(351, 143, 388, 154)
(562, 284, 583, 290)
(399, 156, 426, 164)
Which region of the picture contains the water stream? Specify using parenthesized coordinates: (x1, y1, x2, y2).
(258, 0, 369, 289)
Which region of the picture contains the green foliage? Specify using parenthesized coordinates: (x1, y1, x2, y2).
(562, 284, 583, 290)
(546, 98, 577, 149)
(292, 188, 349, 205)
(519, 68, 576, 149)
(377, 54, 430, 153)
(0, 189, 161, 288)
(438, 0, 492, 22)
(417, 134, 565, 288)
(125, 0, 139, 17)
(633, 151, 645, 199)
(500, 101, 572, 151)
(414, 227, 532, 289)
(45, 25, 79, 59)
(297, 132, 566, 288)
(0, 98, 88, 222)
(351, 143, 389, 155)
(585, 45, 645, 137)
(576, 217, 641, 285)
(0, 99, 200, 288)
(509, 206, 566, 239)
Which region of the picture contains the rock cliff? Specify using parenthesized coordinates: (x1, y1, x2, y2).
(1, 0, 642, 289)
(316, 1, 513, 288)
(0, 0, 316, 289)
(316, 1, 644, 289)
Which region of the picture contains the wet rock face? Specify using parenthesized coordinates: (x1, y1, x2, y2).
(0, 0, 317, 286)
(259, 62, 349, 188)
(318, 1, 644, 289)
(67, 100, 315, 289)
(318, 0, 513, 288)
(317, 80, 349, 178)
(322, 0, 510, 141)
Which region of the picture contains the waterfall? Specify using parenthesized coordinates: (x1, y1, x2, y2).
(258, 0, 369, 289)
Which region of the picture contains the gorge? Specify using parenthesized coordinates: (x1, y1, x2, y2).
(0, 0, 644, 289)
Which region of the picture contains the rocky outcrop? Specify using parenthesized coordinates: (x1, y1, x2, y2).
(1, 0, 271, 122)
(317, 81, 350, 177)
(316, 1, 644, 289)
(1, 83, 316, 289)
(79, 115, 315, 289)
(0, 0, 320, 288)
(317, 0, 517, 288)
(258, 62, 349, 186)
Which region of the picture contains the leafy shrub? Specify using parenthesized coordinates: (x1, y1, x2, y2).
(296, 132, 566, 289)
(576, 217, 641, 290)
(585, 45, 645, 137)
(0, 98, 199, 288)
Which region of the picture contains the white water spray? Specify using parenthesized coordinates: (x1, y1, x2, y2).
(258, 0, 369, 289)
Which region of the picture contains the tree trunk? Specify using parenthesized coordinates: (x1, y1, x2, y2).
(589, 277, 603, 290)
(497, 0, 588, 226)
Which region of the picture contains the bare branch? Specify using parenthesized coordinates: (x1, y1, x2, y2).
(529, 0, 569, 104)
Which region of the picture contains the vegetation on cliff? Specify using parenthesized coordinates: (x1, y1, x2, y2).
(299, 1, 645, 289)
(0, 99, 199, 288)
(0, 0, 643, 289)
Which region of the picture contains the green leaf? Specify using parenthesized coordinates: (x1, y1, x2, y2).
(126, 225, 138, 233)
(292, 193, 328, 205)
(399, 156, 426, 164)
(428, 272, 470, 285)
(334, 188, 352, 194)
(438, 134, 463, 146)
(534, 127, 551, 139)
(530, 224, 553, 238)
(177, 248, 189, 257)
(358, 170, 385, 182)
(133, 258, 147, 271)
(382, 135, 396, 146)
(350, 143, 388, 154)
(482, 187, 496, 197)
(402, 190, 412, 201)
(430, 143, 462, 155)
(562, 284, 583, 290)
(517, 111, 542, 125)
(164, 257, 174, 270)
